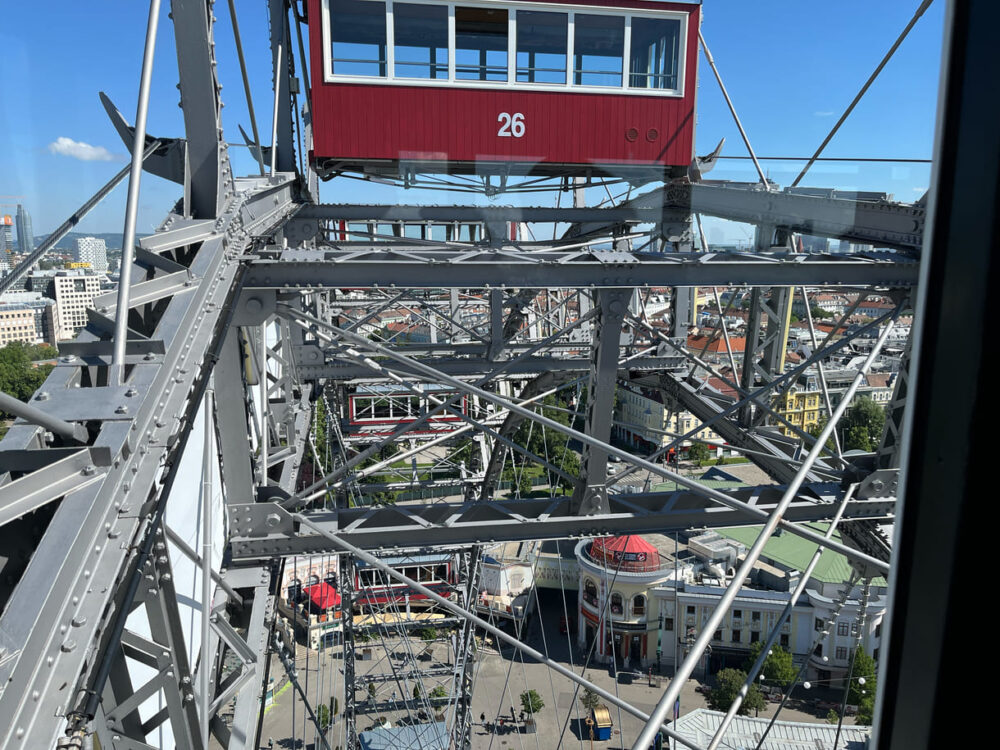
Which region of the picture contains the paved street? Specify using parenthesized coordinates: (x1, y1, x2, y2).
(255, 590, 858, 749)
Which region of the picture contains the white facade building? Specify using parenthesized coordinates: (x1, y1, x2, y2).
(29, 269, 102, 338)
(73, 236, 109, 274)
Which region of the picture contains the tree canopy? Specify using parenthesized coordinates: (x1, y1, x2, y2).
(707, 668, 767, 715)
(687, 442, 711, 462)
(742, 642, 797, 687)
(510, 393, 581, 492)
(0, 342, 57, 416)
(520, 689, 545, 715)
(579, 686, 601, 712)
(841, 397, 886, 451)
(848, 649, 877, 712)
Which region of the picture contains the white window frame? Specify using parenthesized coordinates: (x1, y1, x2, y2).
(322, 0, 688, 97)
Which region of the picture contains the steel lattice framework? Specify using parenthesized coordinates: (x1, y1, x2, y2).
(0, 1, 987, 750)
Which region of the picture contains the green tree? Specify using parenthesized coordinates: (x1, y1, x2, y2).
(841, 397, 885, 452)
(687, 442, 710, 463)
(0, 342, 55, 415)
(517, 472, 533, 497)
(707, 669, 767, 716)
(579, 686, 601, 712)
(826, 708, 841, 724)
(415, 626, 438, 641)
(810, 304, 834, 320)
(412, 684, 422, 700)
(520, 689, 544, 716)
(317, 703, 331, 730)
(857, 695, 875, 725)
(848, 649, 877, 707)
(429, 685, 448, 699)
(743, 642, 797, 687)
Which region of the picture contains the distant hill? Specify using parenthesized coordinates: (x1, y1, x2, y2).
(31, 231, 151, 252)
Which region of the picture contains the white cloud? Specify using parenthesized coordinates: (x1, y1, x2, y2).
(813, 111, 835, 117)
(47, 136, 119, 162)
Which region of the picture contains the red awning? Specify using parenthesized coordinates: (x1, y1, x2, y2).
(303, 581, 341, 609)
(589, 535, 661, 572)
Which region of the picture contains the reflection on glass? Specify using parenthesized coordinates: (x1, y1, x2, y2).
(516, 11, 567, 84)
(629, 18, 681, 90)
(331, 0, 387, 77)
(394, 3, 449, 79)
(455, 7, 509, 81)
(574, 14, 624, 86)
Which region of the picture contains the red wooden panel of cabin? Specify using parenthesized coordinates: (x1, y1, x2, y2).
(307, 0, 699, 171)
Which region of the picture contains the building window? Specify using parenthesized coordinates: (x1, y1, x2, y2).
(815, 618, 825, 632)
(687, 605, 696, 615)
(813, 644, 823, 657)
(875, 623, 881, 638)
(836, 646, 848, 660)
(393, 3, 449, 79)
(628, 17, 680, 90)
(780, 633, 789, 648)
(583, 579, 598, 607)
(750, 630, 760, 643)
(331, 0, 387, 77)
(837, 622, 849, 636)
(851, 621, 860, 636)
(663, 617, 674, 631)
(873, 647, 879, 661)
(732, 629, 741, 643)
(713, 629, 722, 641)
(516, 10, 567, 84)
(455, 6, 508, 81)
(610, 592, 624, 616)
(632, 595, 646, 616)
(573, 14, 624, 86)
(751, 611, 761, 622)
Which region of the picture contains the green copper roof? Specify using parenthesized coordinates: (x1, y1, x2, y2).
(713, 523, 888, 586)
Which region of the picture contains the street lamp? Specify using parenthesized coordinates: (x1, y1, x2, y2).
(656, 613, 663, 672)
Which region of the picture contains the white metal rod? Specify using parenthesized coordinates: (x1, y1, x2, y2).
(791, 0, 935, 186)
(631, 317, 898, 750)
(199, 391, 214, 749)
(227, 0, 266, 176)
(706, 485, 856, 749)
(110, 0, 162, 386)
(269, 25, 283, 176)
(699, 30, 767, 185)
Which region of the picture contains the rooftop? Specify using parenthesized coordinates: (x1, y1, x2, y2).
(713, 524, 888, 586)
(672, 708, 870, 750)
(358, 721, 449, 750)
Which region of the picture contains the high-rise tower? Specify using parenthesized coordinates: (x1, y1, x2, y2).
(15, 204, 34, 255)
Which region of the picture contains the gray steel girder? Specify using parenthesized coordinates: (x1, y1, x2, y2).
(0, 176, 297, 750)
(291, 355, 687, 381)
(655, 374, 828, 485)
(298, 182, 924, 252)
(228, 485, 895, 559)
(245, 248, 919, 289)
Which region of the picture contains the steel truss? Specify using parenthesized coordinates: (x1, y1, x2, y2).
(0, 2, 968, 750)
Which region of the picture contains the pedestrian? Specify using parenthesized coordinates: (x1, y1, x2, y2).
(511, 705, 516, 721)
(481, 712, 486, 725)
(499, 718, 505, 733)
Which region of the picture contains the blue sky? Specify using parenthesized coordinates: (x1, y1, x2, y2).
(0, 0, 945, 239)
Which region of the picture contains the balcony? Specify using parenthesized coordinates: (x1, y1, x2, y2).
(582, 592, 599, 608)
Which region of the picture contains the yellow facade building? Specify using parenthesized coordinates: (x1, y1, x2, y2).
(773, 386, 822, 435)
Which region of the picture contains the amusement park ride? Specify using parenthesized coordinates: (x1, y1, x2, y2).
(0, 1, 990, 749)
